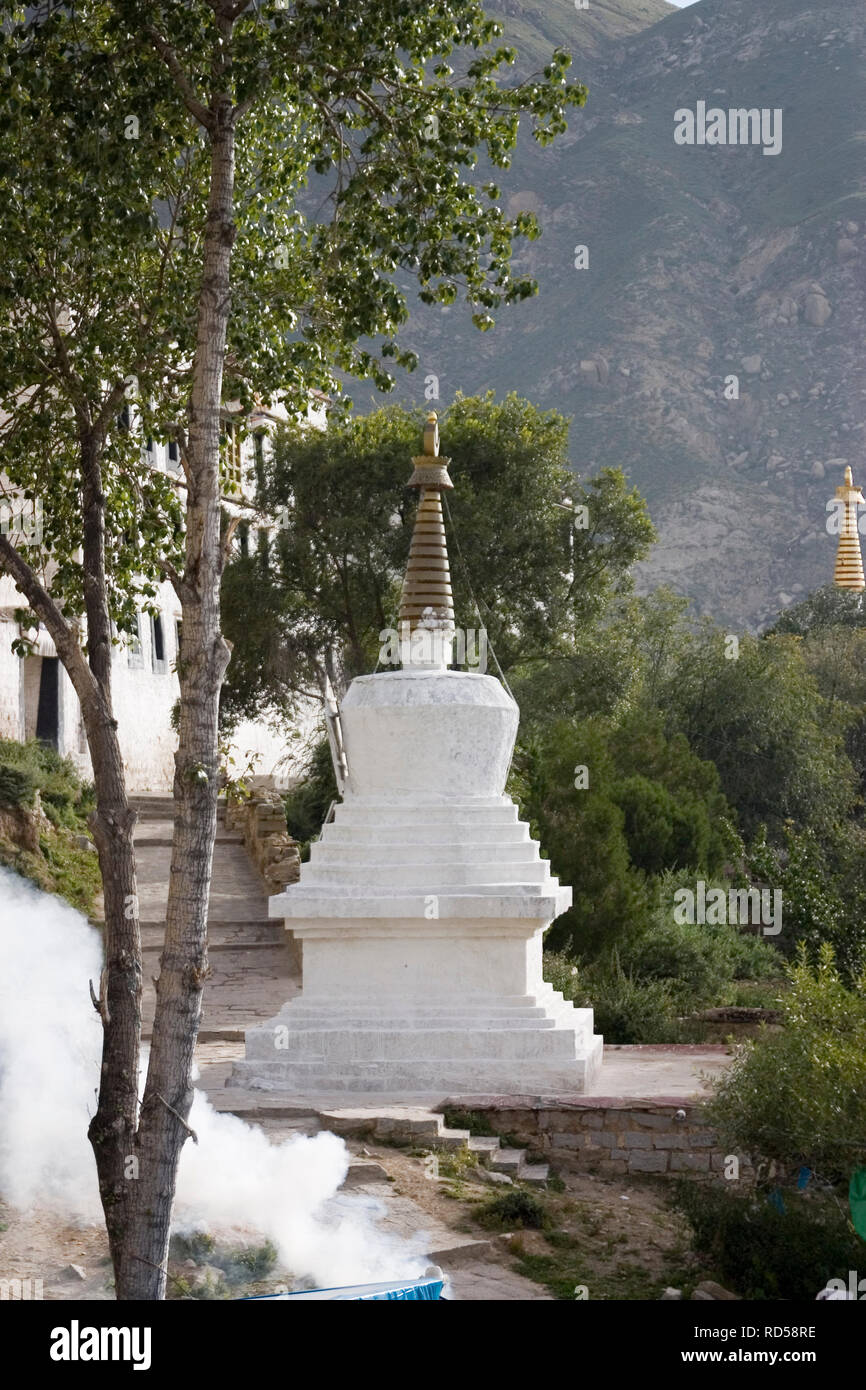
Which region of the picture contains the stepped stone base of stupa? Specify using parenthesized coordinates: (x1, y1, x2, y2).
(230, 786, 604, 1098)
(231, 988, 602, 1096)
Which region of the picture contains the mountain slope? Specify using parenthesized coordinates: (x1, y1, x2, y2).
(396, 0, 866, 628)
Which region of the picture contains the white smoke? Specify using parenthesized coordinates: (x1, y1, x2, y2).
(0, 867, 426, 1288)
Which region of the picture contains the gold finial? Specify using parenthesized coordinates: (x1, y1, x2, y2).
(833, 464, 865, 592)
(398, 414, 455, 638)
(423, 411, 440, 457)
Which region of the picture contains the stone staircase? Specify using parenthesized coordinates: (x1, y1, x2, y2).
(233, 1103, 550, 1187)
(130, 794, 299, 1041)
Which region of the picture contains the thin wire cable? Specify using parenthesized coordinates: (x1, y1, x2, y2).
(442, 491, 515, 701)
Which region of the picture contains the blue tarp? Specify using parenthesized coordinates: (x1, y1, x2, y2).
(243, 1274, 445, 1301)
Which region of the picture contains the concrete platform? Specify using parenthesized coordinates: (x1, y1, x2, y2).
(195, 1041, 734, 1112)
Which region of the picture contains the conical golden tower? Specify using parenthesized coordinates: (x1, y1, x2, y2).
(398, 412, 455, 635)
(833, 465, 865, 591)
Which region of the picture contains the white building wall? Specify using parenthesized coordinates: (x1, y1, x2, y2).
(0, 393, 329, 789)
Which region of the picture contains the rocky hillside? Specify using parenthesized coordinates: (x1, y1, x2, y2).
(395, 0, 866, 629)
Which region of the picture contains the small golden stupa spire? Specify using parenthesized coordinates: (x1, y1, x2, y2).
(398, 412, 455, 646)
(833, 465, 865, 591)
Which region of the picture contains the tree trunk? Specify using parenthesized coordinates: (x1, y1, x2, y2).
(0, 436, 144, 1291)
(78, 432, 144, 1290)
(117, 98, 235, 1301)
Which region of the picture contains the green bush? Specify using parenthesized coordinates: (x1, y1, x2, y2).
(581, 958, 682, 1043)
(477, 1189, 548, 1231)
(708, 944, 866, 1179)
(0, 738, 93, 826)
(0, 761, 36, 807)
(544, 949, 681, 1043)
(674, 1182, 862, 1301)
(622, 881, 782, 1009)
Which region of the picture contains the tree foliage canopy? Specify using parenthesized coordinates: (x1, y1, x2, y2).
(221, 392, 655, 724)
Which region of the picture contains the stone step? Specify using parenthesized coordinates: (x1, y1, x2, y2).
(437, 1127, 474, 1151)
(468, 1135, 502, 1159)
(309, 840, 540, 866)
(322, 823, 531, 846)
(489, 1147, 525, 1177)
(141, 939, 286, 955)
(334, 804, 518, 827)
(265, 1011, 561, 1034)
(230, 1058, 593, 1092)
(245, 1026, 580, 1062)
(134, 827, 243, 845)
(520, 1164, 550, 1188)
(145, 1026, 247, 1043)
(299, 860, 552, 888)
(129, 797, 227, 820)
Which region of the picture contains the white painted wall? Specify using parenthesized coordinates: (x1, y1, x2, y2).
(0, 393, 330, 790)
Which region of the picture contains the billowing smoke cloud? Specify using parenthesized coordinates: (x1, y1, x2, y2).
(0, 867, 425, 1287)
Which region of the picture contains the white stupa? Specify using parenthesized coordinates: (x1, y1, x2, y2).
(232, 416, 603, 1097)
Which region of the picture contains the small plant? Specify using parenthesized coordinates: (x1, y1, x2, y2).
(169, 1230, 216, 1264)
(477, 1188, 548, 1231)
(440, 1108, 497, 1137)
(436, 1147, 480, 1183)
(221, 1240, 278, 1283)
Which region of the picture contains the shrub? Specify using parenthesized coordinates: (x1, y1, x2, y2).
(0, 738, 93, 826)
(477, 1189, 548, 1231)
(707, 944, 866, 1179)
(544, 949, 682, 1043)
(0, 762, 36, 808)
(623, 881, 782, 1009)
(674, 1182, 862, 1301)
(580, 958, 682, 1043)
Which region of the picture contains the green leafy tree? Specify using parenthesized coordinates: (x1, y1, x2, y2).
(221, 394, 654, 725)
(747, 825, 866, 981)
(0, 0, 587, 1299)
(660, 630, 857, 842)
(515, 710, 737, 959)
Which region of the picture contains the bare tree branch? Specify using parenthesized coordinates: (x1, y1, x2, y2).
(145, 27, 214, 129)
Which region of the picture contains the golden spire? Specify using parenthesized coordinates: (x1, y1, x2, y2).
(833, 465, 865, 591)
(398, 412, 455, 639)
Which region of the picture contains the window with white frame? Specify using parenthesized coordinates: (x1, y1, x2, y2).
(220, 419, 243, 496)
(127, 613, 144, 668)
(150, 612, 167, 674)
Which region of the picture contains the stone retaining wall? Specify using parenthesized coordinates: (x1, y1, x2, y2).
(440, 1095, 751, 1181)
(225, 785, 301, 896)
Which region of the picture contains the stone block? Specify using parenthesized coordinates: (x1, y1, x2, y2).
(670, 1152, 711, 1172)
(628, 1150, 669, 1173)
(623, 1111, 675, 1131)
(598, 1159, 628, 1177)
(551, 1132, 584, 1150)
(651, 1134, 693, 1150)
(623, 1131, 659, 1148)
(579, 1112, 604, 1130)
(586, 1130, 616, 1149)
(539, 1111, 582, 1134)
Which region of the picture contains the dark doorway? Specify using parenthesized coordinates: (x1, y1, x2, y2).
(35, 656, 60, 748)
